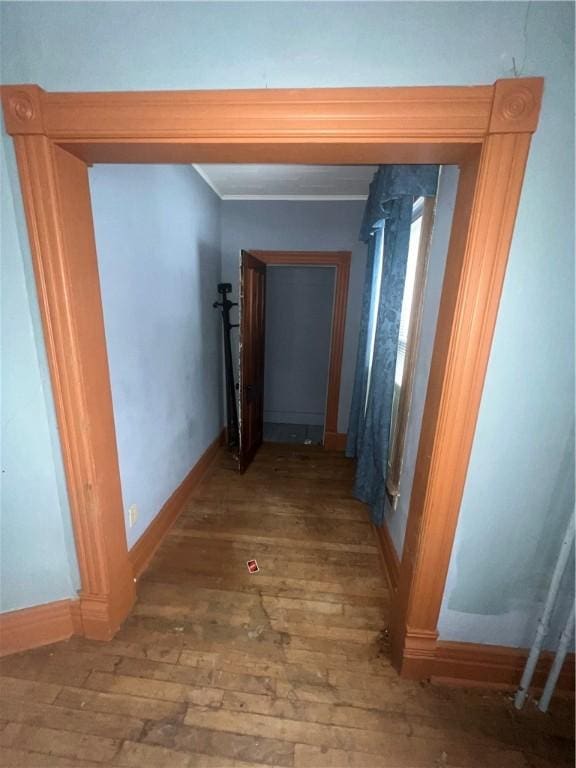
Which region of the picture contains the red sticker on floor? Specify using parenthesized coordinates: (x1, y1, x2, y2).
(247, 559, 259, 574)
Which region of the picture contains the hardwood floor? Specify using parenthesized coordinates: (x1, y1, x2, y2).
(0, 444, 573, 767)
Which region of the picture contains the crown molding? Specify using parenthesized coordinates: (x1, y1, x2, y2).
(191, 163, 222, 197)
(221, 194, 368, 201)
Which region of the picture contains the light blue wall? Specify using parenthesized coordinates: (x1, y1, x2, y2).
(1, 1, 573, 649)
(220, 200, 366, 433)
(89, 165, 222, 549)
(264, 266, 335, 427)
(384, 166, 459, 558)
(1, 138, 80, 612)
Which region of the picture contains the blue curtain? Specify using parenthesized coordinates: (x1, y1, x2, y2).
(346, 165, 439, 525)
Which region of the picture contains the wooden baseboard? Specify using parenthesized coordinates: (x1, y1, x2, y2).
(432, 641, 575, 693)
(78, 569, 136, 642)
(373, 520, 400, 592)
(69, 599, 83, 635)
(323, 431, 347, 451)
(0, 599, 80, 657)
(399, 634, 575, 694)
(129, 430, 225, 579)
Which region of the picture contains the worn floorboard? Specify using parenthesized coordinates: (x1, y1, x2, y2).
(0, 445, 573, 767)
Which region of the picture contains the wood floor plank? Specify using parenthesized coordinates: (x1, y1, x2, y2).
(182, 704, 415, 754)
(65, 636, 182, 664)
(178, 649, 286, 678)
(275, 677, 409, 711)
(281, 648, 394, 677)
(0, 723, 120, 764)
(293, 742, 530, 768)
(114, 739, 280, 768)
(141, 721, 294, 767)
(117, 652, 279, 691)
(0, 746, 103, 767)
(84, 670, 201, 704)
(112, 740, 191, 768)
(219, 688, 409, 734)
(0, 697, 144, 741)
(0, 659, 92, 688)
(267, 606, 384, 632)
(0, 675, 62, 704)
(55, 685, 187, 722)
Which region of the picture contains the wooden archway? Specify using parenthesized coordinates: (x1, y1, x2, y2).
(1, 79, 543, 676)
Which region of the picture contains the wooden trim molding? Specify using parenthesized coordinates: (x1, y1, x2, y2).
(406, 639, 575, 694)
(489, 78, 544, 134)
(373, 522, 401, 593)
(69, 600, 84, 636)
(249, 251, 350, 441)
(0, 599, 80, 657)
(130, 431, 224, 579)
(5, 85, 494, 140)
(1, 79, 544, 667)
(323, 432, 347, 452)
(392, 131, 537, 673)
(11, 135, 136, 642)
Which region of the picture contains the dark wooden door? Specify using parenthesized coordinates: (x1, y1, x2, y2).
(238, 250, 266, 473)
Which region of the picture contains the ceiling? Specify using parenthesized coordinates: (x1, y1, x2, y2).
(193, 164, 377, 200)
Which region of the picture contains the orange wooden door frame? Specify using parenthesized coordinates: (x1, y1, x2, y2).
(248, 250, 350, 451)
(1, 80, 543, 674)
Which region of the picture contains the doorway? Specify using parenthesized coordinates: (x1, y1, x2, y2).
(263, 264, 334, 446)
(1, 79, 542, 676)
(238, 250, 350, 472)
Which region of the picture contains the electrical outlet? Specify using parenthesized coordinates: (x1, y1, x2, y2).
(128, 504, 138, 528)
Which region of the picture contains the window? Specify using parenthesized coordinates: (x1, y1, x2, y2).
(364, 223, 385, 415)
(386, 196, 435, 500)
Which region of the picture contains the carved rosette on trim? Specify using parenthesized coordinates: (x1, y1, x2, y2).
(10, 91, 35, 122)
(489, 78, 543, 134)
(501, 87, 535, 122)
(1, 85, 45, 134)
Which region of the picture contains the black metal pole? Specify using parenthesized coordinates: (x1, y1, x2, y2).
(213, 283, 239, 450)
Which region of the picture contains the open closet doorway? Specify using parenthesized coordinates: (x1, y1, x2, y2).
(238, 249, 350, 472)
(263, 264, 334, 445)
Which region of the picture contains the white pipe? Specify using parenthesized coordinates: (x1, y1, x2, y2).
(514, 510, 575, 710)
(537, 600, 575, 713)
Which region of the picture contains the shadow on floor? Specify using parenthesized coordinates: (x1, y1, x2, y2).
(263, 422, 324, 445)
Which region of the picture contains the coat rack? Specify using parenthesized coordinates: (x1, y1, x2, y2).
(213, 283, 239, 450)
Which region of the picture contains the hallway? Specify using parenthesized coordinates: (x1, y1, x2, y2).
(0, 445, 573, 767)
